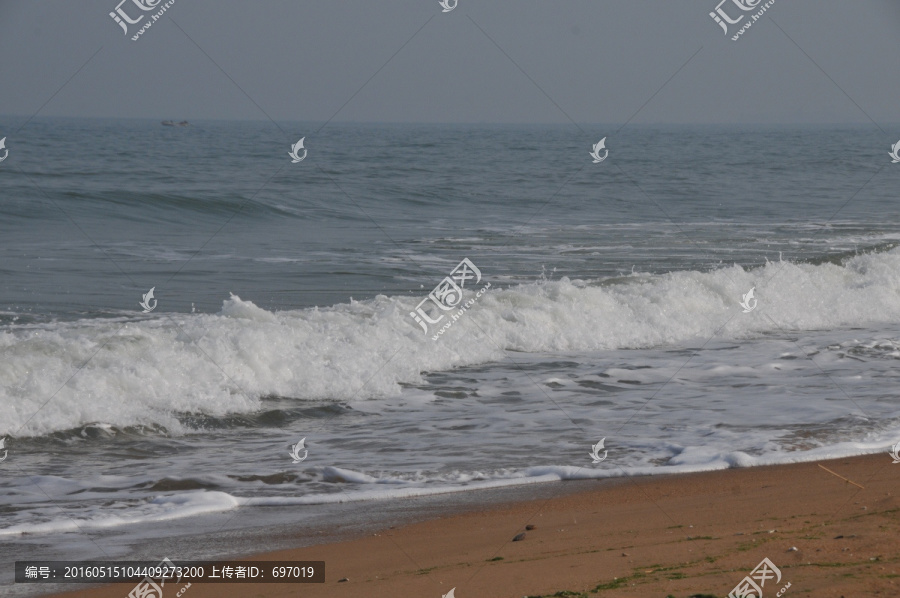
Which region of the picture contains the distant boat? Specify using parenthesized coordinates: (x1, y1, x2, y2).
(161, 121, 190, 127)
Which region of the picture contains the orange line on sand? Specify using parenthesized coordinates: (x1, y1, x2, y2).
(817, 464, 864, 489)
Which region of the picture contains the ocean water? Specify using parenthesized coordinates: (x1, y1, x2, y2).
(2, 119, 900, 584)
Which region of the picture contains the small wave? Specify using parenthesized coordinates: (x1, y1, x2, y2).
(4, 436, 895, 538)
(0, 491, 241, 537)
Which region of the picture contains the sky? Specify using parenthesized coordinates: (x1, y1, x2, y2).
(0, 0, 898, 125)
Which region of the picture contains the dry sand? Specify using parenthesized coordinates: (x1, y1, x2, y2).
(47, 453, 899, 598)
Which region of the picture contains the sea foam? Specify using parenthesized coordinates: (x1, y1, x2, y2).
(3, 249, 900, 437)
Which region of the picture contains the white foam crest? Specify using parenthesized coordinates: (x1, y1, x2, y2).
(0, 491, 240, 537)
(3, 250, 900, 436)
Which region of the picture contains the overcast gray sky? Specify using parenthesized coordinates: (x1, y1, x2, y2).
(1, 0, 898, 125)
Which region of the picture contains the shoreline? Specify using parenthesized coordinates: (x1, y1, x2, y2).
(42, 453, 899, 597)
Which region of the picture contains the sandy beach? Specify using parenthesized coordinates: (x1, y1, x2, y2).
(46, 453, 899, 598)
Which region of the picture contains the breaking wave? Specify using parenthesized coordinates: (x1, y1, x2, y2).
(3, 248, 900, 437)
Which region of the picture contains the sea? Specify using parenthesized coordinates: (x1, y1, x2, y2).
(1, 118, 900, 593)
